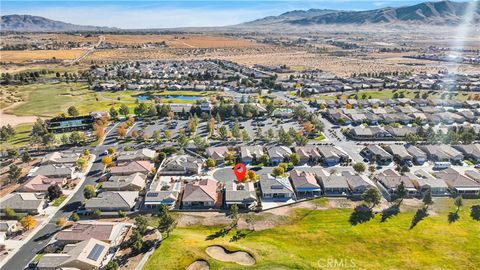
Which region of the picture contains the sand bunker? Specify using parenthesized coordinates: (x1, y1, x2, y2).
(205, 245, 255, 266)
(186, 260, 210, 270)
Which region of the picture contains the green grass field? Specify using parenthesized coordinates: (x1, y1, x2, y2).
(144, 198, 479, 270)
(0, 123, 32, 150)
(3, 83, 218, 118)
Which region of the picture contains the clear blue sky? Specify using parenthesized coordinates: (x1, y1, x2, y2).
(1, 1, 443, 28)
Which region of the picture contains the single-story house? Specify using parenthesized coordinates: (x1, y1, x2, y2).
(161, 155, 202, 175)
(225, 180, 257, 208)
(116, 148, 157, 163)
(318, 175, 350, 196)
(30, 164, 75, 179)
(259, 174, 296, 201)
(435, 168, 480, 195)
(56, 221, 127, 247)
(182, 179, 219, 209)
(37, 238, 109, 270)
(342, 171, 374, 196)
(144, 179, 181, 209)
(453, 144, 480, 163)
(19, 175, 67, 193)
(419, 145, 464, 163)
(405, 145, 427, 165)
(240, 146, 264, 164)
(0, 193, 47, 216)
(41, 151, 80, 165)
(85, 191, 138, 212)
(205, 146, 233, 164)
(375, 169, 418, 197)
(109, 161, 154, 176)
(361, 145, 393, 165)
(289, 170, 322, 197)
(384, 145, 412, 163)
(102, 172, 146, 191)
(267, 146, 292, 166)
(407, 170, 449, 196)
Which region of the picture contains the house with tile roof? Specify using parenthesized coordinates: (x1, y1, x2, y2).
(289, 170, 322, 197)
(102, 173, 146, 191)
(109, 161, 154, 176)
(19, 175, 67, 193)
(182, 179, 219, 209)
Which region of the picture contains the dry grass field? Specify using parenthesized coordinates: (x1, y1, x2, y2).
(0, 49, 83, 63)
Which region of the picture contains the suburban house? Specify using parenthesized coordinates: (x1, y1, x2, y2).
(453, 144, 480, 163)
(240, 146, 264, 164)
(182, 179, 219, 209)
(295, 146, 322, 165)
(419, 145, 464, 164)
(161, 155, 202, 175)
(434, 168, 480, 196)
(384, 145, 413, 163)
(342, 171, 374, 196)
(41, 151, 80, 165)
(144, 178, 181, 209)
(109, 161, 154, 176)
(375, 169, 418, 198)
(348, 126, 392, 140)
(464, 170, 480, 183)
(56, 222, 128, 247)
(318, 175, 350, 196)
(37, 238, 109, 270)
(267, 146, 292, 165)
(19, 175, 67, 193)
(0, 193, 47, 216)
(317, 146, 349, 166)
(85, 191, 138, 212)
(405, 145, 427, 165)
(259, 174, 296, 201)
(116, 148, 157, 163)
(225, 180, 257, 208)
(102, 173, 146, 191)
(30, 164, 75, 179)
(289, 170, 322, 197)
(361, 145, 393, 165)
(407, 170, 449, 196)
(205, 146, 232, 164)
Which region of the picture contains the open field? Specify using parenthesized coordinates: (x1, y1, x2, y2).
(144, 198, 480, 270)
(0, 49, 84, 63)
(1, 82, 218, 120)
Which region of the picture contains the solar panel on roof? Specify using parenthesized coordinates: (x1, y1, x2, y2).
(87, 244, 105, 261)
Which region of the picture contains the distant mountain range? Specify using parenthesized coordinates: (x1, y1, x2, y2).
(242, 0, 479, 27)
(1, 1, 479, 32)
(1, 14, 115, 32)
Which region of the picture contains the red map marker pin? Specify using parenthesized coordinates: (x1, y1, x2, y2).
(233, 163, 247, 182)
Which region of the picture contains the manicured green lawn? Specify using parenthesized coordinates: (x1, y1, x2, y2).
(4, 83, 218, 118)
(52, 195, 67, 206)
(0, 123, 32, 150)
(144, 198, 480, 270)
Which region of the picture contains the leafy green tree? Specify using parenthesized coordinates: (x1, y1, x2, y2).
(130, 229, 143, 253)
(109, 107, 118, 118)
(119, 104, 129, 117)
(259, 154, 269, 165)
(353, 162, 366, 173)
(361, 188, 381, 209)
(8, 164, 21, 183)
(134, 215, 148, 234)
(242, 130, 251, 141)
(219, 126, 229, 141)
(206, 158, 216, 169)
(229, 204, 239, 228)
(47, 185, 63, 201)
(71, 212, 80, 222)
(4, 207, 16, 219)
(272, 166, 285, 177)
(289, 153, 300, 166)
(84, 185, 96, 199)
(104, 260, 119, 270)
(67, 106, 79, 117)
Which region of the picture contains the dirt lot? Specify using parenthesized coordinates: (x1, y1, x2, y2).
(0, 158, 40, 198)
